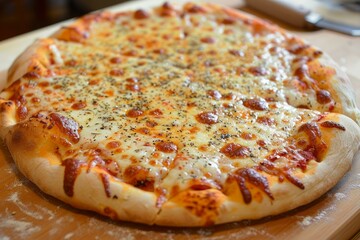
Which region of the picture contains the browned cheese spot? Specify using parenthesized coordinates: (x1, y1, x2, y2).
(124, 165, 154, 191)
(316, 90, 332, 104)
(126, 109, 144, 118)
(100, 173, 111, 198)
(156, 141, 178, 153)
(49, 113, 80, 144)
(320, 121, 346, 131)
(232, 168, 274, 204)
(134, 9, 150, 19)
(62, 158, 85, 197)
(196, 112, 218, 125)
(220, 143, 250, 159)
(243, 98, 268, 111)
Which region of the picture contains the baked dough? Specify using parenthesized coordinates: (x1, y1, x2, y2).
(0, 2, 359, 226)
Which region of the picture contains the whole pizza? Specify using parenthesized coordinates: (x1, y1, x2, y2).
(0, 2, 359, 226)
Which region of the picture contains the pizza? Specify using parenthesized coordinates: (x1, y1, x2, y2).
(0, 2, 359, 227)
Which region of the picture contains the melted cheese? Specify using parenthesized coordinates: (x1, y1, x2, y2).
(1, 4, 330, 197)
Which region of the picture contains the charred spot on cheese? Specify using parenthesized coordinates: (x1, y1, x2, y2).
(259, 161, 305, 189)
(257, 140, 267, 147)
(320, 121, 346, 131)
(125, 84, 140, 92)
(23, 72, 40, 79)
(149, 109, 163, 116)
(49, 113, 80, 144)
(124, 165, 154, 191)
(297, 105, 310, 109)
(298, 122, 327, 160)
(126, 108, 144, 118)
(159, 2, 177, 17)
(71, 102, 86, 110)
(288, 44, 310, 55)
(200, 37, 216, 44)
(57, 26, 89, 43)
(316, 90, 332, 104)
(89, 79, 101, 85)
(156, 141, 178, 153)
(243, 98, 268, 111)
(207, 90, 222, 100)
(16, 105, 28, 121)
(109, 57, 122, 64)
(184, 4, 207, 14)
(65, 59, 77, 67)
(62, 158, 85, 197)
(196, 112, 218, 125)
(294, 64, 309, 80)
(100, 173, 111, 198)
(231, 168, 274, 204)
(240, 132, 255, 140)
(248, 66, 267, 76)
(313, 50, 323, 58)
(134, 9, 150, 19)
(220, 143, 250, 159)
(109, 69, 124, 76)
(283, 170, 305, 189)
(153, 48, 165, 54)
(256, 116, 275, 126)
(126, 77, 139, 83)
(189, 179, 215, 191)
(221, 17, 236, 25)
(106, 159, 121, 176)
(146, 120, 158, 127)
(228, 49, 244, 57)
(298, 122, 321, 143)
(136, 127, 150, 135)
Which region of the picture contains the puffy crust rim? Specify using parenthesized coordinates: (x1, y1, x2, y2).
(4, 113, 360, 226)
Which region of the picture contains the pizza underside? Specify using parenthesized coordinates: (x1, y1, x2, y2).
(0, 2, 359, 226)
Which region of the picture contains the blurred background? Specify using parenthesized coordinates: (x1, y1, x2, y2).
(0, 0, 359, 41)
(0, 0, 129, 41)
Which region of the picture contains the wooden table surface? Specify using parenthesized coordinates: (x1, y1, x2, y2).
(0, 0, 359, 239)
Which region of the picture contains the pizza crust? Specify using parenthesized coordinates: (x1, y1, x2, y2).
(155, 114, 360, 226)
(4, 115, 160, 224)
(7, 39, 56, 87)
(1, 2, 360, 227)
(3, 109, 359, 226)
(218, 4, 360, 124)
(316, 54, 360, 123)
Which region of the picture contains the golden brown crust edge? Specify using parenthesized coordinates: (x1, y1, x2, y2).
(317, 54, 360, 123)
(155, 114, 360, 226)
(7, 39, 55, 87)
(4, 117, 160, 224)
(3, 110, 359, 226)
(1, 2, 360, 227)
(210, 3, 360, 124)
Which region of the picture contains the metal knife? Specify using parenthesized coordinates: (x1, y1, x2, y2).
(244, 0, 360, 36)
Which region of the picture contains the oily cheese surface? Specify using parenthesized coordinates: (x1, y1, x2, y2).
(0, 2, 359, 226)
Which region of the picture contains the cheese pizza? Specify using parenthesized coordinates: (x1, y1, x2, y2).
(0, 2, 359, 226)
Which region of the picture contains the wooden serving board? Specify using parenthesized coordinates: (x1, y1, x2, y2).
(0, 0, 359, 239)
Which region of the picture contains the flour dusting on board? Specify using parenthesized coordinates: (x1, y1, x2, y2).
(297, 205, 336, 228)
(6, 192, 55, 220)
(334, 192, 346, 201)
(0, 216, 40, 238)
